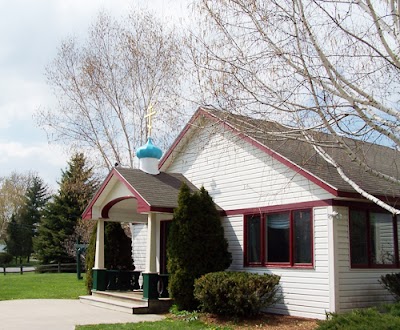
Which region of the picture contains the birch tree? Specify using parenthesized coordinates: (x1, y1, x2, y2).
(37, 10, 186, 170)
(191, 0, 400, 213)
(0, 172, 34, 240)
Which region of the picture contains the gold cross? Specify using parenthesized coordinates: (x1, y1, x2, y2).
(145, 103, 157, 137)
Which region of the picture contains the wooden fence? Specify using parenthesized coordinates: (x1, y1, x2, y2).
(3, 262, 84, 275)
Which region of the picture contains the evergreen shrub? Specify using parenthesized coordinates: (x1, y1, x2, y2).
(85, 224, 97, 294)
(317, 307, 400, 330)
(194, 271, 281, 317)
(0, 252, 13, 265)
(167, 184, 232, 311)
(380, 273, 400, 301)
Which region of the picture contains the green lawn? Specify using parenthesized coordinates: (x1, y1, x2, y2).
(0, 272, 87, 300)
(76, 319, 230, 330)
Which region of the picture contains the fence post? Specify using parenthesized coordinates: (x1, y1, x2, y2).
(58, 262, 61, 273)
(20, 265, 23, 275)
(3, 266, 5, 276)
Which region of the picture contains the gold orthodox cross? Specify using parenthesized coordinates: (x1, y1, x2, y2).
(145, 103, 157, 137)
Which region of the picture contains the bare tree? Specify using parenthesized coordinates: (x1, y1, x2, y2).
(190, 0, 400, 213)
(37, 10, 187, 171)
(0, 172, 34, 240)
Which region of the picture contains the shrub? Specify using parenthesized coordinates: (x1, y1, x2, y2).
(0, 252, 13, 265)
(168, 184, 232, 311)
(380, 273, 400, 301)
(194, 271, 281, 317)
(317, 307, 400, 330)
(85, 224, 97, 294)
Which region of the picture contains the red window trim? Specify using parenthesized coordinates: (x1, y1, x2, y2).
(244, 208, 314, 269)
(349, 208, 400, 269)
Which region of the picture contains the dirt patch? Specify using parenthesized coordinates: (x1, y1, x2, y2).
(200, 313, 320, 330)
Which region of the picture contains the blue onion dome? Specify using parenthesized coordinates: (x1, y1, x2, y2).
(136, 137, 163, 159)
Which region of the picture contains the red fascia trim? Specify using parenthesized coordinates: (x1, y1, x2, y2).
(112, 169, 151, 212)
(225, 199, 332, 216)
(159, 109, 204, 169)
(83, 208, 92, 221)
(82, 169, 116, 220)
(160, 108, 339, 196)
(101, 196, 136, 218)
(146, 206, 226, 215)
(82, 168, 153, 220)
(148, 206, 175, 213)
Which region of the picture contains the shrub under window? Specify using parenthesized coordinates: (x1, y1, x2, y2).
(194, 271, 281, 316)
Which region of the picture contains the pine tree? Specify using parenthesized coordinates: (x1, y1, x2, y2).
(167, 183, 232, 310)
(18, 176, 49, 261)
(5, 176, 49, 262)
(5, 214, 23, 263)
(34, 153, 97, 263)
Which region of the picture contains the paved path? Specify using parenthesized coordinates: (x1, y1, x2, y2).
(0, 299, 165, 330)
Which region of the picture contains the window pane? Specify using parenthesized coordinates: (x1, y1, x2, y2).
(247, 215, 261, 263)
(370, 213, 394, 265)
(350, 210, 368, 265)
(293, 210, 312, 264)
(397, 215, 400, 262)
(266, 212, 290, 262)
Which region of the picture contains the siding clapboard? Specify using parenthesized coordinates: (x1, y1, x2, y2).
(334, 206, 394, 313)
(166, 123, 334, 211)
(165, 122, 335, 319)
(131, 223, 147, 272)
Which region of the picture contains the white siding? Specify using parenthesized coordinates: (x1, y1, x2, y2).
(222, 215, 243, 271)
(265, 207, 331, 319)
(164, 122, 336, 319)
(131, 223, 147, 272)
(166, 123, 334, 211)
(222, 207, 332, 320)
(334, 206, 394, 313)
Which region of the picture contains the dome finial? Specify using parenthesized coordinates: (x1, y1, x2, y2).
(145, 103, 156, 138)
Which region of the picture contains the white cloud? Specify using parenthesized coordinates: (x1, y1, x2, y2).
(0, 141, 67, 188)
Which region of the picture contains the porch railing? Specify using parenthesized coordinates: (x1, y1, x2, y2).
(105, 270, 141, 291)
(105, 270, 169, 298)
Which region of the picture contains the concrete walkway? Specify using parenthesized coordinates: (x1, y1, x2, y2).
(0, 299, 165, 330)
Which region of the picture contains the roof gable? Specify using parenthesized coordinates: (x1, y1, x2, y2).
(82, 167, 206, 220)
(160, 107, 400, 200)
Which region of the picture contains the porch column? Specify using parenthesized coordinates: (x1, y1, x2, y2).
(92, 218, 106, 291)
(143, 212, 159, 299)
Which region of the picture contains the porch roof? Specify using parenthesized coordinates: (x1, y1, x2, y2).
(82, 167, 221, 220)
(115, 167, 200, 211)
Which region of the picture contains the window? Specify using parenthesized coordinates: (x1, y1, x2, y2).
(245, 209, 313, 267)
(350, 209, 399, 268)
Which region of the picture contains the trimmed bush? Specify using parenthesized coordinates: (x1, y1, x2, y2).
(380, 273, 400, 301)
(194, 271, 280, 317)
(168, 184, 232, 311)
(317, 307, 400, 330)
(0, 252, 13, 265)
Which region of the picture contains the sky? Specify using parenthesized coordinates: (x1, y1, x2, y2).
(0, 0, 189, 189)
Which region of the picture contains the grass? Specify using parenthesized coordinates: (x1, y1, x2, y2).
(76, 306, 232, 330)
(0, 272, 87, 300)
(76, 319, 230, 330)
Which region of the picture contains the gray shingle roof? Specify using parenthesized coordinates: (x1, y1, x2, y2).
(115, 168, 222, 211)
(206, 108, 400, 199)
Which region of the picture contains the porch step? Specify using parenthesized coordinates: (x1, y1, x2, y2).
(92, 290, 147, 305)
(80, 291, 149, 314)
